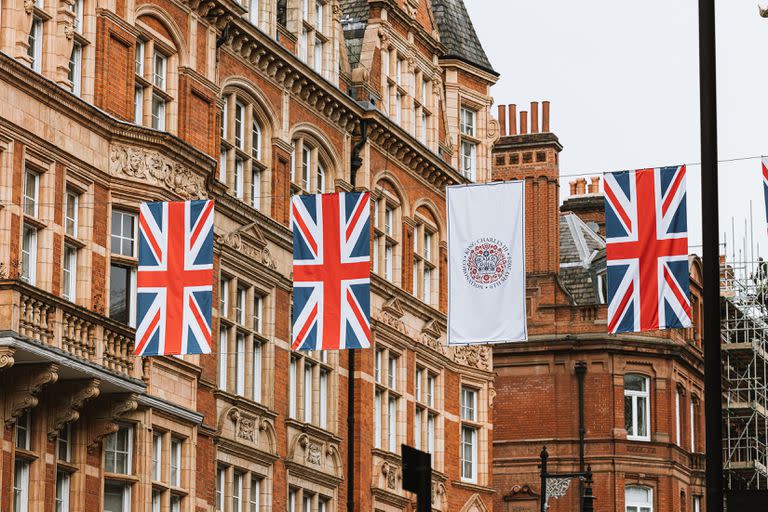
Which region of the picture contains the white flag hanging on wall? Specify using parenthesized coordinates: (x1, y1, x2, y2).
(447, 181, 527, 345)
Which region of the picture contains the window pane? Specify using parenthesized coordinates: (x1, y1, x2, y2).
(624, 374, 646, 392)
(109, 264, 132, 324)
(624, 395, 634, 436)
(103, 482, 128, 512)
(637, 396, 648, 437)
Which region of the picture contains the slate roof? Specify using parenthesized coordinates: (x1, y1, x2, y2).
(430, 0, 496, 74)
(339, 0, 496, 74)
(559, 212, 607, 306)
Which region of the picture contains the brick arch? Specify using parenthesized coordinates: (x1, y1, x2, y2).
(134, 6, 188, 66)
(289, 122, 342, 179)
(412, 198, 444, 241)
(219, 77, 279, 136)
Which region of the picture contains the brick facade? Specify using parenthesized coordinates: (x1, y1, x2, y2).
(0, 0, 498, 511)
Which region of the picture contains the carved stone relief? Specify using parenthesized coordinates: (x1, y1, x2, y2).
(215, 223, 277, 270)
(48, 378, 101, 438)
(109, 145, 207, 199)
(306, 442, 321, 465)
(4, 363, 59, 427)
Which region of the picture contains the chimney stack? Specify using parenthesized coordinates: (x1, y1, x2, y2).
(575, 178, 587, 196)
(498, 105, 507, 137)
(570, 180, 578, 195)
(520, 111, 528, 135)
(531, 101, 539, 134)
(542, 101, 550, 132)
(508, 104, 517, 135)
(588, 176, 600, 194)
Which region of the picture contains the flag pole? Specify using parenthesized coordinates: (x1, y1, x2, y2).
(698, 0, 724, 510)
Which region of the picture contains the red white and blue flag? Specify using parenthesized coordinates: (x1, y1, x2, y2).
(134, 200, 214, 356)
(604, 166, 691, 333)
(291, 192, 371, 351)
(762, 158, 768, 227)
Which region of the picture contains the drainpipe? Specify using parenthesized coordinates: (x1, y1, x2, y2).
(576, 361, 588, 512)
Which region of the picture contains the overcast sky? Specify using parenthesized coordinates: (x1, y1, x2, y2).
(464, 0, 768, 261)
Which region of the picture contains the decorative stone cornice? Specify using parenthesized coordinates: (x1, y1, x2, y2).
(109, 144, 208, 200)
(215, 223, 278, 270)
(4, 363, 60, 427)
(48, 378, 101, 438)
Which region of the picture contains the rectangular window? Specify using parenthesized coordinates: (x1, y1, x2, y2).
(233, 472, 243, 512)
(384, 244, 393, 282)
(460, 140, 477, 181)
(624, 374, 650, 441)
(16, 411, 31, 450)
(104, 426, 132, 474)
(460, 425, 477, 482)
(216, 467, 226, 510)
(690, 401, 696, 451)
(134, 85, 144, 124)
(151, 94, 166, 130)
(423, 267, 431, 303)
(374, 349, 382, 383)
(152, 491, 161, 512)
(387, 355, 396, 389)
(387, 396, 397, 451)
(675, 390, 681, 446)
(251, 169, 261, 209)
(171, 496, 181, 512)
(14, 460, 30, 512)
(319, 368, 328, 429)
(317, 163, 325, 193)
(249, 478, 261, 512)
(152, 433, 162, 481)
(427, 413, 435, 455)
(396, 58, 402, 84)
(27, 18, 42, 72)
(111, 210, 137, 256)
(63, 245, 77, 301)
(68, 43, 82, 96)
(220, 278, 229, 317)
(23, 169, 38, 217)
(71, 0, 83, 32)
(382, 50, 389, 77)
(395, 93, 402, 124)
(103, 482, 130, 512)
(299, 29, 308, 62)
(289, 357, 298, 418)
(304, 362, 313, 423)
(374, 390, 382, 449)
(234, 102, 244, 149)
(303, 495, 312, 512)
(21, 225, 37, 285)
(415, 367, 422, 402)
(218, 329, 227, 390)
(170, 438, 182, 486)
(65, 189, 78, 237)
(315, 0, 323, 31)
(235, 333, 246, 395)
(461, 387, 477, 421)
(384, 207, 393, 235)
(693, 496, 701, 512)
(236, 286, 246, 324)
(414, 408, 422, 449)
(153, 52, 167, 90)
(109, 263, 133, 324)
(301, 147, 311, 191)
(57, 423, 71, 462)
(55, 470, 70, 512)
(249, 0, 259, 24)
(252, 341, 262, 402)
(460, 107, 476, 136)
(427, 374, 435, 408)
(372, 237, 379, 273)
(135, 41, 144, 75)
(313, 38, 323, 74)
(421, 112, 427, 144)
(222, 101, 228, 139)
(412, 261, 418, 297)
(253, 295, 263, 332)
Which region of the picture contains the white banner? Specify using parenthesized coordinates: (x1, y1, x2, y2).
(447, 181, 527, 345)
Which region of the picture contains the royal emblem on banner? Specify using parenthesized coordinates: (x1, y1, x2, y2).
(462, 238, 511, 289)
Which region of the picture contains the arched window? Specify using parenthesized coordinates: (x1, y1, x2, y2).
(290, 133, 334, 194)
(412, 206, 439, 307)
(135, 14, 180, 132)
(220, 91, 267, 210)
(624, 374, 650, 441)
(625, 485, 653, 512)
(372, 181, 403, 284)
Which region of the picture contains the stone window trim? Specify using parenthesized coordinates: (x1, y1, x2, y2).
(220, 91, 269, 209)
(289, 350, 338, 432)
(287, 473, 336, 512)
(412, 212, 439, 307)
(217, 461, 269, 512)
(374, 343, 403, 454)
(414, 361, 442, 470)
(133, 22, 178, 133)
(289, 132, 335, 195)
(149, 427, 188, 510)
(372, 186, 402, 285)
(218, 273, 273, 407)
(458, 377, 490, 486)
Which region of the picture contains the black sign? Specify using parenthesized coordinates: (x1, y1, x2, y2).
(401, 444, 432, 512)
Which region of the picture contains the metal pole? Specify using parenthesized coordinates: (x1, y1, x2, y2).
(576, 362, 587, 512)
(347, 350, 355, 512)
(540, 446, 548, 512)
(698, 0, 724, 510)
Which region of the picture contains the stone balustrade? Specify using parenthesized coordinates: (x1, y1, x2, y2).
(0, 280, 140, 380)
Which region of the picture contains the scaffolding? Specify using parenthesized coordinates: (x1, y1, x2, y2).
(721, 257, 768, 490)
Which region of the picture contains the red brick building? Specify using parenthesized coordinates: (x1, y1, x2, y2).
(490, 103, 707, 512)
(0, 0, 499, 510)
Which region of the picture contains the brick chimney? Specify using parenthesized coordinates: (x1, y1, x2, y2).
(492, 101, 562, 275)
(561, 175, 606, 235)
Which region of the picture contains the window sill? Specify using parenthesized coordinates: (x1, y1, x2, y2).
(104, 473, 139, 483)
(452, 479, 493, 494)
(23, 215, 47, 230)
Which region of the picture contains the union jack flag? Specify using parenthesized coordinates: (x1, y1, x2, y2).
(604, 166, 691, 333)
(134, 200, 214, 356)
(292, 192, 371, 351)
(762, 158, 768, 227)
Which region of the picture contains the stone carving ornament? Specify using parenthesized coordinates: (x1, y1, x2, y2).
(544, 477, 572, 510)
(306, 443, 321, 465)
(109, 145, 207, 199)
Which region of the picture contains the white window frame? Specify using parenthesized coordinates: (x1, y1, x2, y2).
(387, 396, 396, 452)
(21, 224, 37, 285)
(624, 374, 651, 442)
(252, 341, 262, 402)
(63, 245, 77, 301)
(153, 51, 167, 90)
(28, 17, 43, 73)
(625, 485, 653, 512)
(135, 41, 145, 75)
(216, 467, 226, 510)
(110, 210, 137, 257)
(234, 101, 245, 150)
(134, 85, 144, 125)
(16, 410, 31, 449)
(68, 42, 83, 96)
(460, 140, 477, 181)
(374, 390, 382, 449)
(319, 368, 328, 429)
(232, 471, 243, 512)
(289, 357, 298, 418)
(249, 478, 261, 512)
(675, 389, 681, 447)
(249, 0, 259, 24)
(236, 286, 246, 324)
(460, 107, 476, 136)
(460, 425, 477, 483)
(251, 168, 261, 209)
(58, 423, 72, 462)
(152, 432, 162, 481)
(304, 362, 313, 423)
(14, 459, 30, 512)
(235, 333, 246, 396)
(55, 470, 70, 512)
(23, 169, 39, 218)
(218, 328, 228, 390)
(104, 426, 133, 475)
(65, 189, 79, 237)
(170, 437, 181, 487)
(151, 94, 166, 131)
(252, 295, 263, 333)
(690, 399, 696, 451)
